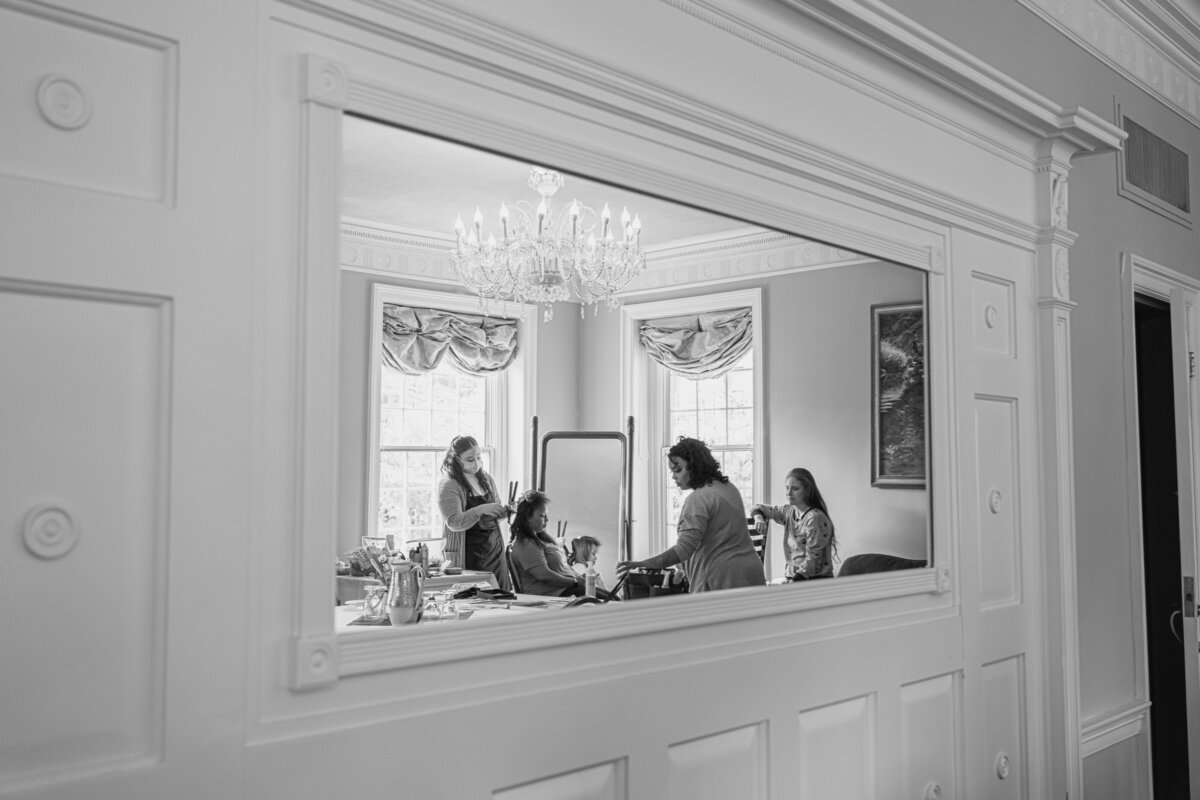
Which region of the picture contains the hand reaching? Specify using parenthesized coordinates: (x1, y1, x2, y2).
(616, 560, 646, 579)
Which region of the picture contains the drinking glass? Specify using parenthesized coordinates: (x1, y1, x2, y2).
(361, 584, 388, 620)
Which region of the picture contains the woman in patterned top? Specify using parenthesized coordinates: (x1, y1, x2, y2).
(750, 468, 837, 580)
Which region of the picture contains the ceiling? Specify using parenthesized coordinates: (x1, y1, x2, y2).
(340, 115, 764, 251)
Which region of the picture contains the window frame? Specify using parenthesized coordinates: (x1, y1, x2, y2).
(620, 289, 765, 558)
(659, 351, 756, 550)
(366, 284, 536, 544)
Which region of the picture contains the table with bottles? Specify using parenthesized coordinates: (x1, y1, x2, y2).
(335, 582, 575, 630)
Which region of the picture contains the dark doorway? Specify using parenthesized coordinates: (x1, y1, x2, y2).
(1135, 294, 1191, 798)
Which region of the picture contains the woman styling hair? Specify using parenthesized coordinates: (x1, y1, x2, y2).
(437, 434, 513, 591)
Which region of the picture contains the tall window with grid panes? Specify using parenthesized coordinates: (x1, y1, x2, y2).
(663, 350, 755, 540)
(377, 359, 492, 556)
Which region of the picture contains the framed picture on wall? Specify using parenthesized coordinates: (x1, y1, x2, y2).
(871, 302, 926, 488)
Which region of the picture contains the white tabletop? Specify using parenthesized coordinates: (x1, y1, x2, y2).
(336, 590, 572, 630)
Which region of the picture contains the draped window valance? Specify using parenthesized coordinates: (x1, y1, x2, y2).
(381, 304, 519, 376)
(639, 307, 752, 379)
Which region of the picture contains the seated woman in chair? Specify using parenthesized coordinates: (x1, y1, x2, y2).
(509, 491, 586, 597)
(750, 467, 837, 580)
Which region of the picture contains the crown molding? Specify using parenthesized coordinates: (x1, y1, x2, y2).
(288, 0, 1108, 253)
(340, 219, 873, 295)
(773, 0, 1125, 152)
(1016, 0, 1200, 131)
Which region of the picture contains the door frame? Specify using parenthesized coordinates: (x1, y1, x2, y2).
(1121, 251, 1200, 797)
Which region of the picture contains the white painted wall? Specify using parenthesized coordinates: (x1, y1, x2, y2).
(0, 1, 1123, 798)
(878, 0, 1200, 787)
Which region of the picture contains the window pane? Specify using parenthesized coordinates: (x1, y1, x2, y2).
(379, 488, 404, 535)
(460, 379, 485, 411)
(380, 450, 406, 485)
(380, 407, 406, 447)
(460, 412, 486, 443)
(407, 487, 433, 527)
(718, 449, 754, 512)
(431, 410, 459, 445)
(381, 368, 405, 407)
(670, 411, 697, 441)
(697, 409, 726, 444)
(409, 451, 436, 484)
(727, 369, 752, 408)
(696, 378, 724, 410)
(402, 409, 432, 445)
(670, 376, 697, 410)
(402, 374, 430, 409)
(431, 372, 457, 409)
(727, 408, 752, 444)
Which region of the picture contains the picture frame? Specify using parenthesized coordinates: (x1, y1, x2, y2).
(871, 302, 926, 488)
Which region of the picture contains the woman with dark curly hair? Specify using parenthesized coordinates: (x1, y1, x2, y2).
(437, 434, 512, 591)
(617, 437, 765, 592)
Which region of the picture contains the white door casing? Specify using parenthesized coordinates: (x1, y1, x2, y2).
(1122, 254, 1200, 798)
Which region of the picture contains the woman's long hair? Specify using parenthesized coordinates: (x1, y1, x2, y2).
(789, 467, 837, 557)
(509, 490, 553, 546)
(668, 437, 728, 490)
(441, 434, 491, 492)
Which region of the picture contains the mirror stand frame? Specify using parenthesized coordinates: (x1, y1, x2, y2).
(533, 416, 635, 565)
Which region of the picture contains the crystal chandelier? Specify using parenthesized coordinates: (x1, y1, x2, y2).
(451, 167, 645, 320)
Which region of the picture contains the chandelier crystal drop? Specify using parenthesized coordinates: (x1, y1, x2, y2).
(450, 167, 645, 321)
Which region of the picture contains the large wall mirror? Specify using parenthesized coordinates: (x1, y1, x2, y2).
(335, 113, 931, 628)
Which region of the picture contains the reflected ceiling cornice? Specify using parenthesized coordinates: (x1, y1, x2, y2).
(1016, 0, 1200, 130)
(339, 218, 869, 297)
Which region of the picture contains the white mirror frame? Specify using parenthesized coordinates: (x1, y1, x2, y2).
(287, 52, 952, 689)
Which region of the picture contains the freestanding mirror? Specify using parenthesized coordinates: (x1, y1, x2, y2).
(535, 417, 633, 591)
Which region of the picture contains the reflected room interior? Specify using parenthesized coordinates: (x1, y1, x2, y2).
(333, 114, 931, 627)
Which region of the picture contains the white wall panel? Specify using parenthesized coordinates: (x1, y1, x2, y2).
(971, 273, 1016, 358)
(0, 282, 168, 789)
(901, 674, 959, 800)
(494, 759, 626, 800)
(974, 396, 1022, 608)
(797, 695, 875, 800)
(981, 657, 1027, 800)
(0, 1, 175, 203)
(667, 723, 767, 800)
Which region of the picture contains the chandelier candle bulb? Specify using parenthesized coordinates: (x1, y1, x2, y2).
(499, 203, 509, 240)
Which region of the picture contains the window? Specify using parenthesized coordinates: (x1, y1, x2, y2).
(366, 285, 532, 555)
(621, 288, 764, 559)
(663, 350, 755, 542)
(376, 359, 493, 549)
